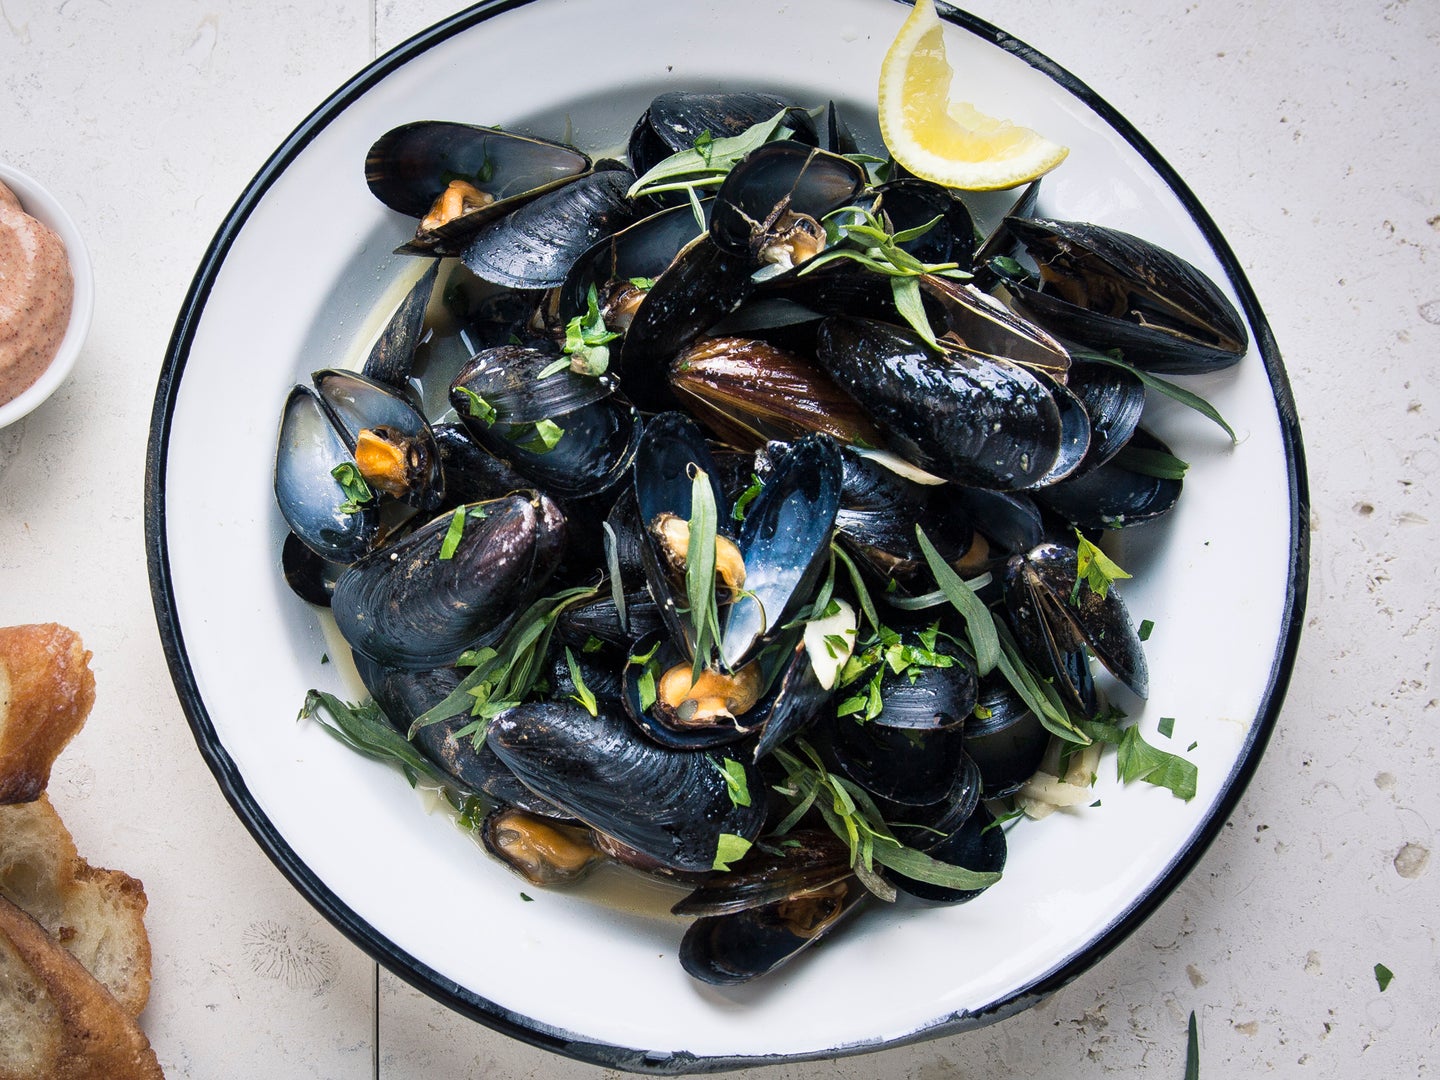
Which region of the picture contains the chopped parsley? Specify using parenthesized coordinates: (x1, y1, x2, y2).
(712, 832, 753, 872)
(330, 462, 374, 514)
(1072, 530, 1132, 603)
(1374, 963, 1394, 991)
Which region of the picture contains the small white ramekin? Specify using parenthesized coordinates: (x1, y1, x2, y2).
(0, 161, 94, 428)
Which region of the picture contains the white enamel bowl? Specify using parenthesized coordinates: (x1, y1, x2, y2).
(0, 161, 94, 428)
(146, 0, 1307, 1071)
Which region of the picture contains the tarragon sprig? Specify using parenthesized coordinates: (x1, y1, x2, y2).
(541, 283, 618, 378)
(410, 583, 600, 745)
(627, 110, 794, 200)
(800, 206, 971, 350)
(771, 741, 1002, 901)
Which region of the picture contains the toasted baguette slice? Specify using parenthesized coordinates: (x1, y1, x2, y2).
(0, 795, 150, 1016)
(0, 893, 163, 1080)
(0, 625, 96, 805)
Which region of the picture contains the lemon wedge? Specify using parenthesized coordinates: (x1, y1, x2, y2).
(878, 0, 1068, 190)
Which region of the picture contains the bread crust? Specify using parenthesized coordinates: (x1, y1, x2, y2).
(0, 795, 151, 1016)
(0, 893, 163, 1080)
(0, 625, 96, 805)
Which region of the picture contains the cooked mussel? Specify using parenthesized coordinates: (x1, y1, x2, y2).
(486, 700, 768, 874)
(330, 491, 566, 669)
(673, 830, 868, 985)
(1001, 216, 1248, 374)
(449, 343, 640, 501)
(668, 336, 883, 451)
(275, 369, 444, 564)
(1003, 541, 1149, 718)
(365, 121, 591, 256)
(461, 166, 649, 290)
(815, 315, 1068, 491)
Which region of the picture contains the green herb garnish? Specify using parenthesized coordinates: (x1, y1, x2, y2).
(1374, 963, 1394, 991)
(684, 467, 724, 673)
(712, 756, 752, 809)
(438, 506, 467, 560)
(411, 584, 600, 744)
(712, 832, 753, 872)
(916, 524, 999, 675)
(1082, 717, 1198, 800)
(545, 283, 619, 377)
(512, 418, 565, 454)
(1158, 716, 1176, 739)
(1185, 1011, 1200, 1079)
(1139, 618, 1155, 641)
(628, 110, 792, 199)
(300, 690, 451, 791)
(731, 473, 763, 522)
(800, 207, 969, 350)
(1072, 530, 1132, 603)
(330, 462, 374, 514)
(771, 741, 1002, 901)
(454, 385, 496, 425)
(1079, 348, 1236, 442)
(564, 646, 598, 717)
(1112, 443, 1190, 480)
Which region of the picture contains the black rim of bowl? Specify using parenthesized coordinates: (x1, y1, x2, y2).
(144, 0, 1310, 1072)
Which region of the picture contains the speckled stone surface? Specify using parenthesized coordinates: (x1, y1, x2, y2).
(1, 0, 1435, 1076)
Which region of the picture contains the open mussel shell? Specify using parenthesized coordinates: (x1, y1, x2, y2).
(632, 412, 732, 655)
(480, 807, 607, 887)
(486, 700, 767, 874)
(1035, 427, 1183, 530)
(313, 368, 445, 511)
(461, 166, 648, 290)
(620, 631, 757, 751)
(450, 344, 640, 501)
(721, 433, 843, 669)
(362, 261, 439, 391)
(677, 869, 869, 985)
(1003, 542, 1149, 718)
(1002, 216, 1248, 374)
(668, 335, 883, 452)
(365, 122, 591, 256)
(815, 315, 1065, 491)
(710, 142, 865, 269)
(671, 830, 851, 917)
(331, 491, 566, 669)
(275, 383, 382, 564)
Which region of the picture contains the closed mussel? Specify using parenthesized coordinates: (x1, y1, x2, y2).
(486, 700, 767, 874)
(462, 166, 650, 290)
(330, 491, 566, 669)
(1002, 216, 1248, 374)
(815, 315, 1065, 491)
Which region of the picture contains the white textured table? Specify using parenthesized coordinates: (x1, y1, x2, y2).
(2, 1, 1434, 1076)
